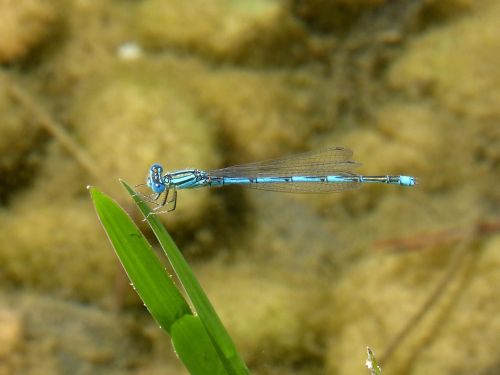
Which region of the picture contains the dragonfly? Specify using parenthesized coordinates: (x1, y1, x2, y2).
(137, 147, 417, 213)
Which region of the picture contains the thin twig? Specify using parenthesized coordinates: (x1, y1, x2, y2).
(2, 72, 107, 185)
(379, 240, 471, 365)
(374, 219, 500, 253)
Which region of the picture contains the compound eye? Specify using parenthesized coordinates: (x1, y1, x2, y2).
(155, 183, 160, 188)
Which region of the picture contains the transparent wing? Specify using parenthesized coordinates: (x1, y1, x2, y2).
(245, 178, 360, 193)
(209, 147, 361, 178)
(209, 147, 362, 193)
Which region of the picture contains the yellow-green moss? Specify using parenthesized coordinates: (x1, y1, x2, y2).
(0, 198, 116, 300)
(0, 0, 499, 374)
(0, 85, 46, 202)
(189, 68, 333, 161)
(389, 0, 500, 119)
(68, 61, 219, 225)
(0, 0, 56, 63)
(194, 258, 327, 368)
(134, 0, 281, 59)
(325, 234, 500, 375)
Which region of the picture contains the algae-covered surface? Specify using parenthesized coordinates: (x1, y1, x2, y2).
(0, 0, 499, 374)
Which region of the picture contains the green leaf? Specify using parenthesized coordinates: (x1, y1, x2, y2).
(172, 315, 227, 375)
(90, 187, 233, 374)
(366, 347, 382, 375)
(121, 180, 250, 375)
(89, 186, 191, 333)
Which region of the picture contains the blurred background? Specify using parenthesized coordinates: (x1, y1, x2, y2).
(0, 0, 499, 374)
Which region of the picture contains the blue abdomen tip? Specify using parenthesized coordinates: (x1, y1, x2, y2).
(400, 176, 416, 186)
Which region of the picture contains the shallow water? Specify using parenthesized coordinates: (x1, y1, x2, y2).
(0, 1, 499, 374)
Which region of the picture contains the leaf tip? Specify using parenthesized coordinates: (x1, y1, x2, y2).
(88, 185, 98, 198)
